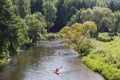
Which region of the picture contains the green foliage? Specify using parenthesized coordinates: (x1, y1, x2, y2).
(95, 0, 108, 7)
(62, 0, 96, 27)
(60, 21, 97, 54)
(13, 0, 31, 18)
(43, 0, 59, 5)
(114, 11, 120, 34)
(81, 7, 116, 34)
(60, 26, 70, 34)
(83, 56, 120, 80)
(109, 1, 120, 11)
(97, 33, 113, 42)
(43, 1, 57, 29)
(83, 21, 97, 35)
(82, 35, 120, 80)
(67, 9, 84, 26)
(0, 0, 28, 56)
(31, 0, 43, 13)
(0, 59, 7, 71)
(63, 0, 96, 9)
(25, 12, 47, 44)
(74, 39, 92, 55)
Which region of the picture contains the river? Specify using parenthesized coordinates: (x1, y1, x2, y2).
(0, 39, 104, 80)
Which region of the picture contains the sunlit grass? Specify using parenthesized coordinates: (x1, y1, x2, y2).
(82, 33, 120, 80)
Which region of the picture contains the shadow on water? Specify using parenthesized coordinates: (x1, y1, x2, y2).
(0, 39, 104, 80)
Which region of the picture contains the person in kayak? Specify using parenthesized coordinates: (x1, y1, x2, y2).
(55, 66, 63, 75)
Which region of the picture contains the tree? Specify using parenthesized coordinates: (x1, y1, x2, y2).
(60, 26, 70, 34)
(49, 0, 65, 32)
(0, 0, 28, 56)
(63, 0, 95, 9)
(67, 8, 84, 26)
(63, 0, 82, 25)
(114, 11, 120, 34)
(95, 0, 108, 7)
(60, 21, 97, 54)
(64, 7, 78, 25)
(93, 7, 116, 32)
(15, 0, 31, 18)
(25, 12, 47, 45)
(83, 21, 97, 36)
(109, 1, 120, 11)
(43, 1, 57, 30)
(81, 8, 93, 22)
(80, 7, 116, 36)
(30, 0, 43, 14)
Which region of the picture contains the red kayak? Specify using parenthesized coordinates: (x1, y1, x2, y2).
(55, 68, 60, 75)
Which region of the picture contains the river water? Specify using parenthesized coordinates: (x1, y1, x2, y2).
(0, 39, 104, 80)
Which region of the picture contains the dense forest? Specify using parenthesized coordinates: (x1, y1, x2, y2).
(0, 0, 120, 79)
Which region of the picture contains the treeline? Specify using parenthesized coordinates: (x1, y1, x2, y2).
(1, 0, 120, 60)
(9, 0, 120, 32)
(0, 0, 47, 58)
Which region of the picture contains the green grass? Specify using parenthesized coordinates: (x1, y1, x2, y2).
(82, 33, 120, 80)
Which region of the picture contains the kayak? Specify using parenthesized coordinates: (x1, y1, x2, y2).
(55, 68, 60, 75)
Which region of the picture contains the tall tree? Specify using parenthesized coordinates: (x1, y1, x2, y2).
(43, 1, 57, 30)
(30, 0, 43, 14)
(60, 21, 97, 54)
(67, 9, 84, 26)
(114, 11, 120, 34)
(81, 7, 116, 36)
(25, 12, 47, 45)
(109, 1, 120, 11)
(95, 0, 108, 7)
(15, 0, 31, 18)
(49, 0, 65, 32)
(0, 0, 28, 56)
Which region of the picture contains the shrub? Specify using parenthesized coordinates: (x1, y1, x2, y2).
(0, 59, 7, 71)
(83, 55, 120, 80)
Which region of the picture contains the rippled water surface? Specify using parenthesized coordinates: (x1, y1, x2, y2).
(0, 39, 104, 80)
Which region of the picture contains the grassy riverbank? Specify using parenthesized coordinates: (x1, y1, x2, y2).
(82, 33, 120, 80)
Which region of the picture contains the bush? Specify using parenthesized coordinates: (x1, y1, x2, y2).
(74, 39, 93, 56)
(0, 52, 6, 59)
(82, 55, 120, 80)
(0, 59, 7, 71)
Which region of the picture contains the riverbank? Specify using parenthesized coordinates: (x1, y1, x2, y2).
(0, 59, 7, 71)
(0, 33, 64, 71)
(82, 34, 120, 80)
